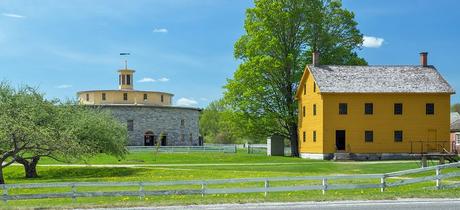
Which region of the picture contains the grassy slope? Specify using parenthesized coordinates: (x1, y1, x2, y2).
(2, 151, 459, 209)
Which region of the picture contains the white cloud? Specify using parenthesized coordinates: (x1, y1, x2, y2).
(138, 77, 156, 83)
(153, 28, 168, 33)
(138, 77, 169, 83)
(176, 97, 198, 107)
(56, 84, 72, 89)
(2, 13, 26, 19)
(157, 77, 169, 82)
(362, 36, 384, 48)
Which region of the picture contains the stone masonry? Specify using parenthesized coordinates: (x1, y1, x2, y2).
(101, 105, 201, 146)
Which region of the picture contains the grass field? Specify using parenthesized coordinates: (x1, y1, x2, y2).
(2, 151, 460, 209)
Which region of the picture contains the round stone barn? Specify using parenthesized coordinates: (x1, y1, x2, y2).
(77, 67, 201, 146)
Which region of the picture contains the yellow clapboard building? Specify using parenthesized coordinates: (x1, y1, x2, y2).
(296, 52, 455, 160)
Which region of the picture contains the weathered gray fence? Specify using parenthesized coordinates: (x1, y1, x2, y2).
(1, 162, 459, 202)
(127, 146, 237, 153)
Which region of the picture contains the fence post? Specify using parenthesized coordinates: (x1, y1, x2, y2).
(71, 183, 77, 203)
(2, 185, 7, 203)
(436, 166, 441, 190)
(322, 178, 328, 195)
(139, 182, 145, 200)
(201, 181, 207, 197)
(264, 179, 269, 197)
(380, 175, 386, 192)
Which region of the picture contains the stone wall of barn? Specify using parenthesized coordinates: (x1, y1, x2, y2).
(101, 105, 201, 146)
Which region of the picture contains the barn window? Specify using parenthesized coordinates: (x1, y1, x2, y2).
(303, 84, 306, 95)
(394, 130, 403, 142)
(127, 120, 134, 131)
(365, 131, 373, 142)
(302, 106, 306, 117)
(102, 93, 106, 101)
(313, 104, 317, 116)
(394, 103, 403, 115)
(144, 94, 148, 101)
(339, 103, 348, 115)
(123, 93, 128, 101)
(303, 131, 306, 142)
(365, 103, 373, 115)
(426, 103, 435, 115)
(313, 131, 317, 142)
(313, 82, 316, 93)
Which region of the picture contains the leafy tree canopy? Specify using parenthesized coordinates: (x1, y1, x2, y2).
(225, 0, 366, 156)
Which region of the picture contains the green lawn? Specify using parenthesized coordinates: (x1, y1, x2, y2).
(2, 151, 459, 209)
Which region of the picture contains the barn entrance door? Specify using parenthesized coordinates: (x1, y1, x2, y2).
(336, 130, 346, 151)
(144, 131, 156, 146)
(427, 129, 437, 152)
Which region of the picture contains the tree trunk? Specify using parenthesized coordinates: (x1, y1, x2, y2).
(0, 167, 4, 184)
(16, 156, 40, 178)
(289, 123, 299, 157)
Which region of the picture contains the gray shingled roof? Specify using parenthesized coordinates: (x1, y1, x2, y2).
(308, 65, 455, 93)
(452, 112, 460, 124)
(452, 119, 460, 132)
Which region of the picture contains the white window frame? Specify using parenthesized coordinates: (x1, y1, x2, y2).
(456, 133, 460, 145)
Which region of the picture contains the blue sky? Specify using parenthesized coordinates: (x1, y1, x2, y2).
(0, 0, 458, 107)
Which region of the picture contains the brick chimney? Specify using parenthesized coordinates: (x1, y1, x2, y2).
(420, 52, 428, 67)
(312, 51, 320, 66)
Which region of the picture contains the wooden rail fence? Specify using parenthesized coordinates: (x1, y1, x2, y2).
(1, 162, 460, 202)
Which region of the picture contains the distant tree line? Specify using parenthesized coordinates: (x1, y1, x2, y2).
(452, 103, 460, 113)
(0, 82, 127, 184)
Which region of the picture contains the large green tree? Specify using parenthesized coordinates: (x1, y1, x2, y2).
(225, 0, 366, 156)
(0, 82, 127, 182)
(14, 103, 128, 179)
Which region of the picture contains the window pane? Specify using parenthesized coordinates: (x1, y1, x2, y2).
(313, 104, 317, 116)
(313, 131, 316, 142)
(394, 103, 403, 115)
(127, 120, 134, 131)
(144, 94, 148, 100)
(161, 95, 164, 102)
(426, 103, 434, 115)
(123, 93, 128, 100)
(339, 103, 348, 115)
(365, 131, 373, 142)
(127, 75, 131, 85)
(313, 82, 316, 93)
(303, 106, 306, 117)
(365, 103, 373, 115)
(102, 93, 106, 101)
(394, 131, 403, 142)
(303, 132, 306, 142)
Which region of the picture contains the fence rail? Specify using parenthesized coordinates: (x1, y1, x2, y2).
(127, 146, 237, 153)
(2, 162, 460, 202)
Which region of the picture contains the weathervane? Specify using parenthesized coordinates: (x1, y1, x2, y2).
(120, 52, 130, 69)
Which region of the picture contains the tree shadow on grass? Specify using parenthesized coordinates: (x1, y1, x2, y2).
(5, 166, 145, 183)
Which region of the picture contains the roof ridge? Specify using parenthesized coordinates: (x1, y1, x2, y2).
(309, 64, 434, 68)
